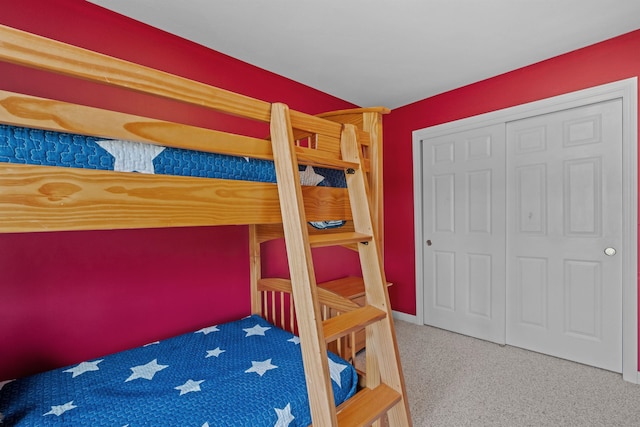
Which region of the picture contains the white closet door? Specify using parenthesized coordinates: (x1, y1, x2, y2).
(506, 99, 623, 372)
(422, 124, 506, 344)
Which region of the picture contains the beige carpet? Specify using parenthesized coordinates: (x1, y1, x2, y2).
(364, 319, 640, 426)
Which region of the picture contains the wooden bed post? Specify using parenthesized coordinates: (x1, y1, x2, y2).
(249, 224, 262, 316)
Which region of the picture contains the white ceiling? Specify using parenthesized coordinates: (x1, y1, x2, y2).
(88, 0, 640, 109)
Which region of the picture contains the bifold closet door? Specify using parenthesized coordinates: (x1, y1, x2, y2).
(422, 124, 506, 344)
(505, 99, 623, 372)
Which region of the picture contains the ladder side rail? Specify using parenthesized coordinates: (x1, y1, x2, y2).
(340, 124, 413, 426)
(269, 103, 337, 426)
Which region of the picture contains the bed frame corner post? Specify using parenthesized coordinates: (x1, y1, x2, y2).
(249, 224, 262, 316)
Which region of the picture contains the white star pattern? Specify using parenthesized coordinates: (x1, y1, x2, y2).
(243, 324, 271, 337)
(125, 359, 168, 382)
(274, 403, 295, 427)
(4, 315, 355, 424)
(175, 379, 204, 396)
(96, 139, 165, 174)
(206, 347, 226, 358)
(0, 379, 14, 391)
(328, 358, 347, 387)
(63, 360, 103, 378)
(44, 401, 77, 417)
(299, 166, 325, 186)
(196, 325, 220, 335)
(245, 359, 278, 377)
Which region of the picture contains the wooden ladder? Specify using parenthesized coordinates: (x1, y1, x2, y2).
(269, 103, 412, 426)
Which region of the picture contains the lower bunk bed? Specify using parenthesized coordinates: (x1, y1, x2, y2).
(0, 314, 357, 426)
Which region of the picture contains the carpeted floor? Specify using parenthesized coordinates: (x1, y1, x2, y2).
(374, 319, 640, 426)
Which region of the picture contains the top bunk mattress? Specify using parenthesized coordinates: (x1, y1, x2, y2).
(0, 124, 346, 188)
(0, 314, 357, 426)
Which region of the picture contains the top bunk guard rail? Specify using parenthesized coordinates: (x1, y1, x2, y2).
(0, 25, 344, 139)
(0, 24, 370, 233)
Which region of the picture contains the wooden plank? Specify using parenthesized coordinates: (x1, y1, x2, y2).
(0, 24, 272, 122)
(296, 146, 360, 170)
(317, 106, 391, 119)
(258, 278, 360, 313)
(308, 232, 372, 248)
(289, 110, 342, 140)
(358, 129, 371, 147)
(249, 225, 263, 316)
(318, 276, 366, 299)
(322, 306, 386, 343)
(335, 385, 401, 427)
(0, 25, 351, 146)
(0, 90, 275, 160)
(0, 164, 350, 232)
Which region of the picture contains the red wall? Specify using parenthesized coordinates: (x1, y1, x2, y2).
(5, 1, 638, 381)
(0, 0, 360, 380)
(384, 30, 640, 321)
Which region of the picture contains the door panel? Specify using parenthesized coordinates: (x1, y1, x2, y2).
(516, 256, 547, 327)
(505, 99, 623, 372)
(422, 124, 506, 344)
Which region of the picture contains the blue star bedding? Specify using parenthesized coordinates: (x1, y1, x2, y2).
(0, 315, 357, 426)
(0, 124, 347, 229)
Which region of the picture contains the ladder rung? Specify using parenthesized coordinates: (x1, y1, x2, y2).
(336, 384, 402, 426)
(323, 305, 386, 343)
(308, 232, 372, 248)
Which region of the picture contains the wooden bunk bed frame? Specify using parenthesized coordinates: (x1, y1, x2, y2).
(0, 24, 411, 426)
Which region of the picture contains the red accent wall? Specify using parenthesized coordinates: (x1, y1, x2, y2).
(0, 0, 359, 380)
(383, 29, 640, 361)
(4, 1, 638, 381)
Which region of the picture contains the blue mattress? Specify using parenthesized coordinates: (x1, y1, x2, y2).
(0, 124, 346, 187)
(0, 315, 357, 426)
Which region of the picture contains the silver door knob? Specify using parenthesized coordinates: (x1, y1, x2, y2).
(604, 247, 617, 256)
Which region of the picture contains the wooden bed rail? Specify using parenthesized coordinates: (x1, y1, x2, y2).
(0, 89, 370, 171)
(256, 277, 362, 363)
(0, 24, 343, 142)
(0, 25, 272, 122)
(0, 90, 274, 161)
(0, 163, 352, 232)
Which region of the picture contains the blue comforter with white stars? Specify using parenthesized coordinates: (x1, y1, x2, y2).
(0, 124, 347, 188)
(0, 315, 357, 426)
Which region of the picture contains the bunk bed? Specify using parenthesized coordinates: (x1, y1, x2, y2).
(0, 24, 410, 427)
